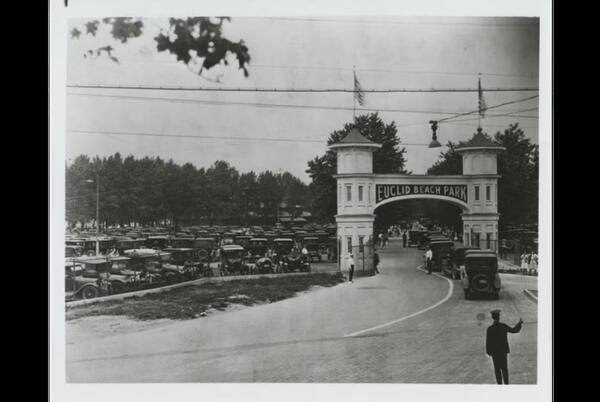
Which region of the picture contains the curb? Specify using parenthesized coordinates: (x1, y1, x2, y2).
(66, 272, 333, 308)
(523, 289, 538, 303)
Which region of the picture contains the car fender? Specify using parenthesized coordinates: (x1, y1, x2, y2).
(75, 282, 99, 296)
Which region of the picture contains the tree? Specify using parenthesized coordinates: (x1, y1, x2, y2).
(70, 17, 251, 82)
(427, 124, 539, 229)
(306, 113, 408, 222)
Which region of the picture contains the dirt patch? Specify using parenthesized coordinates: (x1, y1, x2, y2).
(66, 273, 344, 322)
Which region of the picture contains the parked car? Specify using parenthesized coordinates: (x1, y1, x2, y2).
(65, 257, 112, 300)
(247, 238, 269, 261)
(233, 235, 252, 248)
(461, 251, 501, 300)
(123, 249, 173, 285)
(217, 244, 250, 275)
(302, 236, 321, 262)
(282, 249, 311, 273)
(162, 247, 205, 281)
(65, 245, 83, 258)
(443, 246, 480, 279)
(428, 240, 455, 272)
(409, 230, 427, 248)
(145, 236, 169, 250)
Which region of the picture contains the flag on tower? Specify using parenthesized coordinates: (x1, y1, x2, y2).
(478, 77, 487, 118)
(354, 71, 365, 107)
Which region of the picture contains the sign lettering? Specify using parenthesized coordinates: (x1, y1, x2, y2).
(375, 184, 468, 204)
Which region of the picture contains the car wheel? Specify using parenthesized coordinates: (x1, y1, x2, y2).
(81, 286, 99, 299)
(86, 250, 95, 256)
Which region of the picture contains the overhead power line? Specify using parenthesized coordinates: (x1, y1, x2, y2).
(66, 84, 539, 93)
(67, 92, 539, 117)
(66, 129, 437, 146)
(436, 96, 539, 123)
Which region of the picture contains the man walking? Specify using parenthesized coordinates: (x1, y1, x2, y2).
(373, 251, 380, 274)
(402, 231, 407, 248)
(486, 309, 523, 384)
(425, 246, 433, 275)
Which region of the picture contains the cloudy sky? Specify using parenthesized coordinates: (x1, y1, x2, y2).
(66, 16, 539, 181)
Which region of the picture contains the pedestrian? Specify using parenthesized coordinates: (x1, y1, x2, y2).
(529, 252, 538, 276)
(383, 232, 389, 248)
(486, 309, 523, 384)
(402, 231, 407, 248)
(347, 253, 355, 283)
(378, 232, 383, 248)
(373, 250, 380, 274)
(425, 246, 433, 275)
(520, 252, 529, 275)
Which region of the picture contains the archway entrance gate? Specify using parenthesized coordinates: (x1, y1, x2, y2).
(330, 128, 505, 272)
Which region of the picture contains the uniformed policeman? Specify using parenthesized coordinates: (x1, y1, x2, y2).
(486, 309, 523, 384)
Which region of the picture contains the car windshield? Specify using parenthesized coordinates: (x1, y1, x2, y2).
(224, 250, 244, 259)
(466, 257, 497, 270)
(172, 239, 193, 248)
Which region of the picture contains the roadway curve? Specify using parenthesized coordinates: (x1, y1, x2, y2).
(66, 238, 537, 383)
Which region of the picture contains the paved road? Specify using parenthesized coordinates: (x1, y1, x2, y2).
(66, 238, 537, 383)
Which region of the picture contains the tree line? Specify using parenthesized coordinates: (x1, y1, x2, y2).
(66, 154, 311, 229)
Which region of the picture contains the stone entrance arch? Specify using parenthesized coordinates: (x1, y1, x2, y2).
(330, 128, 505, 272)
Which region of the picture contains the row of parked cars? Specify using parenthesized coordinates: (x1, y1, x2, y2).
(65, 229, 336, 301)
(421, 231, 501, 300)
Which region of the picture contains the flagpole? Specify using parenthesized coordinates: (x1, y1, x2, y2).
(353, 65, 356, 120)
(478, 73, 482, 130)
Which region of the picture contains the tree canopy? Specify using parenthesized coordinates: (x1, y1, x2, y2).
(427, 123, 539, 229)
(306, 113, 408, 223)
(65, 154, 310, 229)
(70, 17, 251, 81)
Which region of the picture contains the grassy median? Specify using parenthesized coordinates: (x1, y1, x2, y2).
(66, 273, 344, 321)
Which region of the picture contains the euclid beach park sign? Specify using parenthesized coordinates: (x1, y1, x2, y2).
(375, 184, 468, 204)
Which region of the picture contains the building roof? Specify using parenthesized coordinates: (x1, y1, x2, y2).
(328, 128, 382, 149)
(456, 127, 505, 152)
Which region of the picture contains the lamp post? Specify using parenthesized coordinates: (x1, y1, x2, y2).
(86, 173, 100, 255)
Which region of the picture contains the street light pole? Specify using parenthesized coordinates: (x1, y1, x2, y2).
(95, 172, 100, 255)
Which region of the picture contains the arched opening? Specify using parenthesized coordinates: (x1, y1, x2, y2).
(373, 197, 466, 241)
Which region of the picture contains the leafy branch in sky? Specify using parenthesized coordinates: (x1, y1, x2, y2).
(70, 17, 250, 81)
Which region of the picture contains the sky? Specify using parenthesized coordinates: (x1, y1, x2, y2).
(66, 16, 539, 182)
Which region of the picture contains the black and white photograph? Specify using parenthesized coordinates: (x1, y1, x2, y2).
(49, 1, 552, 401)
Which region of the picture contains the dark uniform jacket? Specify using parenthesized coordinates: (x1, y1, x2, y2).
(486, 321, 522, 356)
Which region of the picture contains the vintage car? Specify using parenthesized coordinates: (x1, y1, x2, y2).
(65, 245, 84, 258)
(427, 240, 455, 272)
(461, 251, 501, 300)
(409, 230, 427, 248)
(302, 237, 321, 262)
(247, 238, 269, 261)
(272, 238, 294, 263)
(443, 246, 480, 279)
(65, 257, 112, 300)
(162, 247, 205, 280)
(233, 235, 252, 248)
(115, 238, 138, 255)
(221, 232, 237, 246)
(123, 249, 173, 284)
(145, 236, 169, 250)
(247, 257, 275, 274)
(105, 255, 137, 294)
(281, 249, 311, 273)
(216, 244, 250, 275)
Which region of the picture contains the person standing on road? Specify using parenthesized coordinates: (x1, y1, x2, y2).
(486, 310, 523, 384)
(373, 251, 380, 274)
(402, 231, 407, 248)
(347, 253, 355, 283)
(425, 246, 433, 275)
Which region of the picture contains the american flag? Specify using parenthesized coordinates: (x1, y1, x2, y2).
(354, 71, 365, 107)
(478, 77, 487, 118)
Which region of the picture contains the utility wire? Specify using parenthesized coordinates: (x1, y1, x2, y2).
(66, 84, 539, 93)
(67, 91, 539, 117)
(436, 96, 539, 123)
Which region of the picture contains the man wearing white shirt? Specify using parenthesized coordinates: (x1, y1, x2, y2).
(347, 253, 355, 283)
(425, 247, 433, 275)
